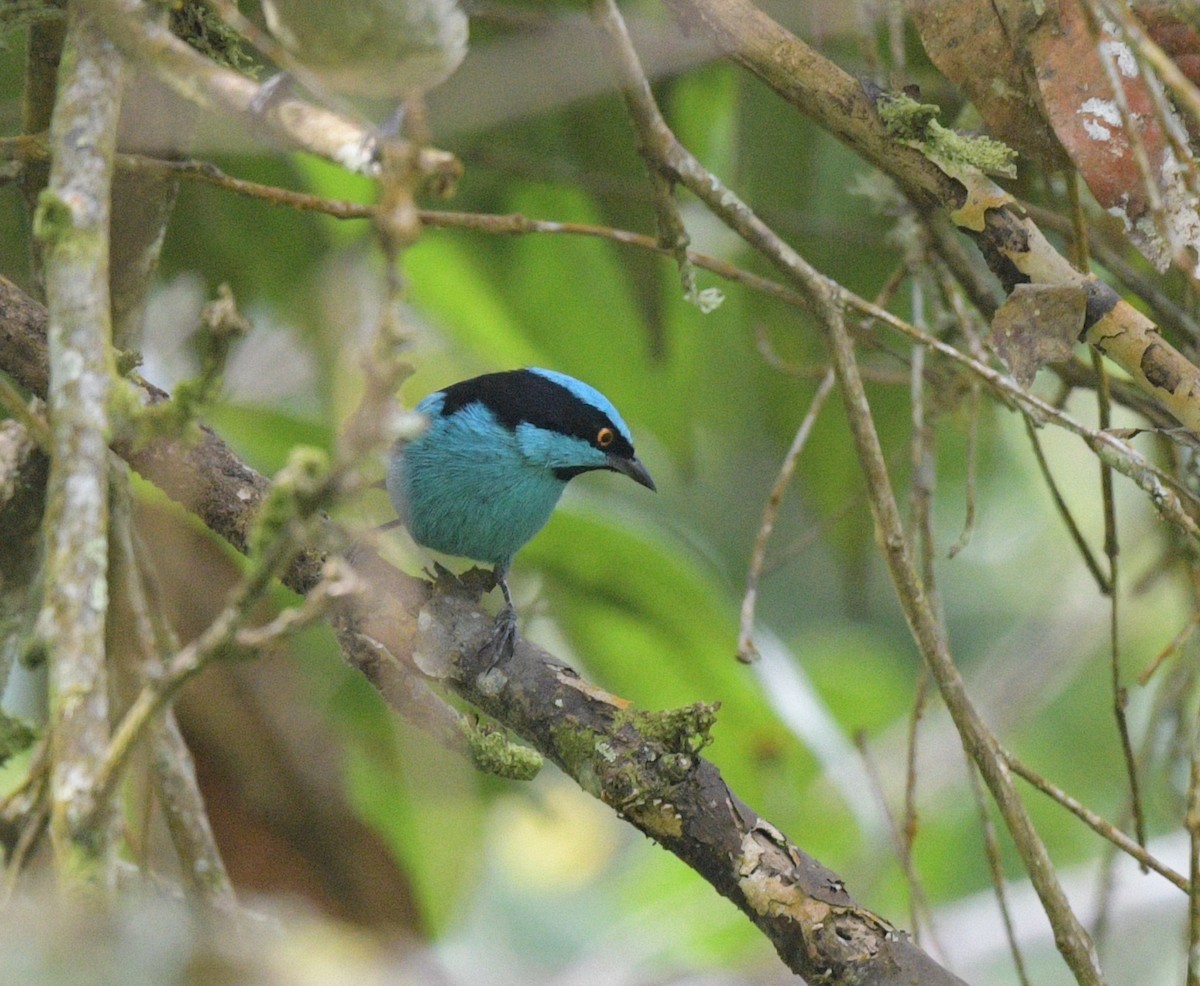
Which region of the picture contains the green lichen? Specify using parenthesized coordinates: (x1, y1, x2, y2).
(620, 701, 719, 756)
(550, 719, 629, 800)
(114, 349, 144, 377)
(31, 190, 74, 246)
(549, 703, 720, 822)
(878, 92, 1017, 179)
(550, 720, 603, 777)
(463, 720, 542, 781)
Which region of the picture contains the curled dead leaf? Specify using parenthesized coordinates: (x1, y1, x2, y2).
(992, 283, 1087, 386)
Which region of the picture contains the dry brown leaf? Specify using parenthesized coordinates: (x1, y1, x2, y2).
(992, 283, 1087, 386)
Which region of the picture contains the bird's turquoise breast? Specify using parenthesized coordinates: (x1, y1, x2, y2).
(387, 399, 568, 568)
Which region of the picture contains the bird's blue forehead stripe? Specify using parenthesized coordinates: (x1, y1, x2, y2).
(416, 392, 446, 417)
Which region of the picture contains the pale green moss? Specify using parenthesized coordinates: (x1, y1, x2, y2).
(463, 721, 542, 781)
(619, 701, 719, 756)
(878, 92, 1017, 179)
(167, 0, 258, 74)
(31, 190, 74, 245)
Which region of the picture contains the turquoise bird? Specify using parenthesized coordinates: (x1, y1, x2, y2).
(253, 0, 467, 137)
(259, 0, 467, 101)
(386, 368, 655, 660)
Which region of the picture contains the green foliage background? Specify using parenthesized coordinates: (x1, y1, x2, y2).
(0, 5, 1190, 982)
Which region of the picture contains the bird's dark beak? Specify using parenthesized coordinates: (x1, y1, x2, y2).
(607, 453, 656, 492)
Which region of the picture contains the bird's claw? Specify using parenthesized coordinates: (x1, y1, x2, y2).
(480, 604, 517, 670)
(249, 72, 295, 116)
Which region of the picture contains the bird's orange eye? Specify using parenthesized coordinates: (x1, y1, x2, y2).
(597, 427, 615, 448)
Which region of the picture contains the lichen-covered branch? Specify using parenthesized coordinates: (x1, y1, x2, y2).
(343, 553, 966, 985)
(34, 3, 125, 884)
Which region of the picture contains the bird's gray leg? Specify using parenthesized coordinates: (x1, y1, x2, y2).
(377, 102, 409, 141)
(480, 567, 517, 669)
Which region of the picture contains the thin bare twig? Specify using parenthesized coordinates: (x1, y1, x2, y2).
(737, 369, 835, 663)
(1188, 704, 1200, 986)
(967, 761, 1032, 986)
(108, 468, 237, 910)
(902, 669, 930, 885)
(1023, 417, 1111, 593)
(1077, 154, 1148, 852)
(854, 732, 942, 955)
(1005, 751, 1187, 892)
(1140, 610, 1200, 686)
(903, 299, 937, 920)
(947, 381, 979, 559)
(589, 0, 703, 324)
(1091, 346, 1147, 856)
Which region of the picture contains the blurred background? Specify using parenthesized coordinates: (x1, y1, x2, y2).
(0, 1, 1194, 983)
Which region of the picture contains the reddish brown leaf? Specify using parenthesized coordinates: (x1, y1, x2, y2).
(1137, 1, 1200, 88)
(907, 0, 1068, 168)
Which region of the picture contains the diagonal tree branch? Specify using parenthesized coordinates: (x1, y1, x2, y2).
(603, 3, 1106, 982)
(84, 0, 459, 184)
(0, 277, 964, 984)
